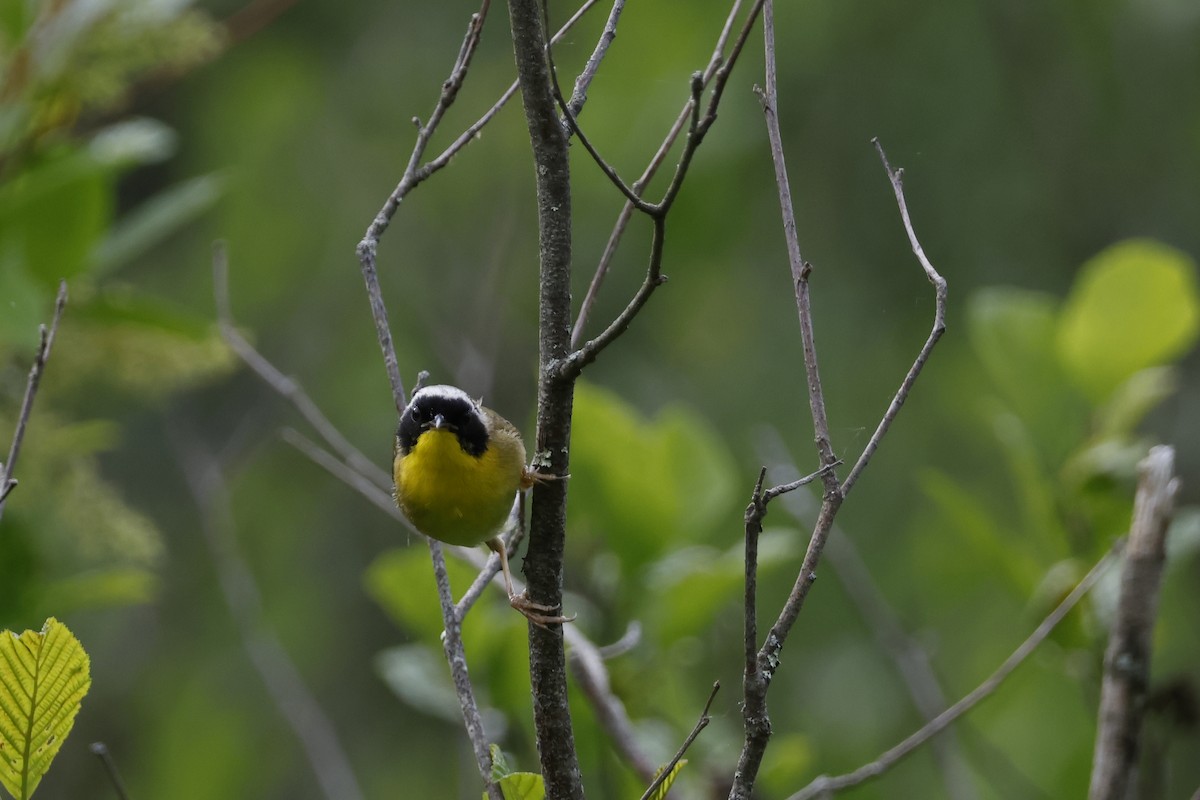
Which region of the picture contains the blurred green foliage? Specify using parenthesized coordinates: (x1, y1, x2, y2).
(1, 1, 1198, 799)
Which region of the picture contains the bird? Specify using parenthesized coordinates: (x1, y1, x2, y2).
(393, 384, 570, 626)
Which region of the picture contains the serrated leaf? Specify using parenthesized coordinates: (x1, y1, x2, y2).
(1057, 239, 1200, 400)
(645, 759, 687, 800)
(484, 772, 544, 800)
(0, 618, 92, 800)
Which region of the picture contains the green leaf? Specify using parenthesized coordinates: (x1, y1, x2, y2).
(92, 173, 224, 275)
(374, 645, 460, 723)
(1057, 239, 1200, 400)
(485, 772, 544, 800)
(488, 744, 512, 781)
(0, 149, 114, 286)
(1094, 366, 1179, 440)
(0, 618, 92, 800)
(967, 287, 1087, 462)
(644, 759, 687, 800)
(569, 382, 736, 568)
(364, 547, 482, 641)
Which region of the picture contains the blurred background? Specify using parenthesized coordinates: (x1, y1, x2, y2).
(2, 0, 1199, 798)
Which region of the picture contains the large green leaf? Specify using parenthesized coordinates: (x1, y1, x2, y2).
(0, 618, 91, 800)
(569, 382, 736, 569)
(485, 772, 544, 800)
(1057, 239, 1200, 400)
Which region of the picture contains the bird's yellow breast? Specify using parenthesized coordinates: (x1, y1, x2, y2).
(394, 427, 524, 546)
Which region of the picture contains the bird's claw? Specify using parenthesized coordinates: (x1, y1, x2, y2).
(510, 592, 576, 630)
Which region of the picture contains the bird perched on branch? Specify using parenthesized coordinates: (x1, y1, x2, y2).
(393, 384, 571, 626)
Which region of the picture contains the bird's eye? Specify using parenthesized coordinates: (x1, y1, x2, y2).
(410, 405, 423, 421)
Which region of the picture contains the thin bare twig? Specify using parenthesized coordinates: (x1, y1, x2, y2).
(638, 682, 721, 800)
(839, 139, 948, 500)
(0, 280, 67, 521)
(756, 430, 977, 800)
(787, 541, 1125, 800)
(89, 742, 131, 800)
(730, 6, 842, 795)
(428, 540, 496, 791)
(356, 0, 492, 415)
(554, 0, 769, 380)
(1088, 446, 1177, 800)
(564, 0, 625, 120)
(214, 244, 388, 491)
(428, 0, 602, 174)
(174, 434, 366, 800)
(570, 0, 746, 348)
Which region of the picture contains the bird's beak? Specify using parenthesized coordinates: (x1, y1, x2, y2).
(432, 414, 447, 429)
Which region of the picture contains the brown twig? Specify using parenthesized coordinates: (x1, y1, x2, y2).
(213, 244, 388, 491)
(638, 682, 721, 800)
(428, 539, 497, 791)
(1088, 446, 1177, 800)
(839, 139, 947, 500)
(554, 0, 768, 380)
(570, 0, 746, 348)
(89, 743, 131, 800)
(0, 280, 67, 521)
(506, 0, 583, 795)
(428, 0, 603, 174)
(787, 541, 1125, 800)
(730, 6, 842, 795)
(174, 433, 366, 800)
(564, 0, 626, 121)
(355, 0, 492, 415)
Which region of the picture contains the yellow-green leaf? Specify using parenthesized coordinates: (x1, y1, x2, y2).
(0, 618, 91, 800)
(482, 772, 544, 800)
(645, 759, 687, 800)
(1057, 239, 1200, 400)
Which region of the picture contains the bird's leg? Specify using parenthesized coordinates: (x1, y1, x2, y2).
(486, 536, 575, 628)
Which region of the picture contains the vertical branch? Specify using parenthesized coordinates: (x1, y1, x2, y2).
(0, 281, 68, 522)
(1088, 446, 1177, 800)
(429, 540, 499, 798)
(505, 0, 584, 797)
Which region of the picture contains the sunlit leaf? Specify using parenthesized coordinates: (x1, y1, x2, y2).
(484, 772, 544, 800)
(569, 382, 736, 569)
(365, 547, 476, 640)
(0, 618, 91, 800)
(489, 744, 512, 781)
(645, 759, 686, 800)
(49, 292, 236, 400)
(1057, 239, 1200, 400)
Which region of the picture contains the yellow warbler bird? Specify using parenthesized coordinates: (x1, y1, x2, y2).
(393, 384, 569, 625)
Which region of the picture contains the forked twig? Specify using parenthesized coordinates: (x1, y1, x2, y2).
(839, 140, 948, 500)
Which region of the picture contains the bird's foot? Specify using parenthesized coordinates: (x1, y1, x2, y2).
(510, 591, 576, 629)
